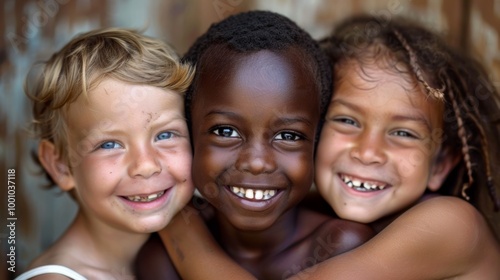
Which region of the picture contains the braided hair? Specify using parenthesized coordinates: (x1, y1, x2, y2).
(183, 10, 332, 139)
(320, 15, 500, 217)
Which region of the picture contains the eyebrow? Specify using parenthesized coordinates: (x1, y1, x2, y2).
(149, 115, 186, 130)
(206, 110, 313, 126)
(331, 99, 432, 132)
(274, 116, 313, 127)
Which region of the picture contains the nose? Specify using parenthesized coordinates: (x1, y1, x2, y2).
(350, 130, 387, 165)
(128, 145, 162, 178)
(235, 140, 277, 175)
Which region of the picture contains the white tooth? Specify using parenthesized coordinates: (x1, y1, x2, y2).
(344, 175, 351, 182)
(237, 192, 245, 198)
(232, 186, 239, 193)
(134, 196, 141, 201)
(255, 190, 263, 200)
(269, 190, 276, 196)
(364, 183, 372, 189)
(347, 182, 353, 187)
(379, 185, 385, 190)
(148, 194, 157, 200)
(245, 189, 254, 199)
(264, 190, 269, 196)
(352, 180, 361, 187)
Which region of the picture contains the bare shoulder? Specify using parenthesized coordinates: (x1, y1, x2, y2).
(299, 197, 500, 280)
(382, 196, 500, 277)
(25, 250, 86, 280)
(398, 196, 493, 242)
(28, 245, 71, 270)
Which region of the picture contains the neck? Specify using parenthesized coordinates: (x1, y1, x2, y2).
(213, 207, 299, 260)
(70, 211, 149, 275)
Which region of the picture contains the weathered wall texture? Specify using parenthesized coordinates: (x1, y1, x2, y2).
(1, 0, 499, 278)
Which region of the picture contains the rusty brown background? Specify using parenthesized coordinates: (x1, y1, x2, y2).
(1, 0, 499, 278)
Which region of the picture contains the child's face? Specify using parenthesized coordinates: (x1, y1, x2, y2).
(190, 50, 320, 230)
(64, 78, 193, 233)
(316, 61, 445, 223)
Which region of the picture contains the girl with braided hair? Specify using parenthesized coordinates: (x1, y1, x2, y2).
(148, 15, 500, 280)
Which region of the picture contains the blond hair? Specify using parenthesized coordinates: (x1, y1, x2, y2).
(26, 28, 194, 187)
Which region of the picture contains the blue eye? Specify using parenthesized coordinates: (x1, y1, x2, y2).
(275, 132, 301, 141)
(212, 127, 239, 138)
(156, 131, 173, 141)
(100, 141, 122, 149)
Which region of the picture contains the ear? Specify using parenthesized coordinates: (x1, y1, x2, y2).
(38, 140, 75, 191)
(427, 147, 461, 192)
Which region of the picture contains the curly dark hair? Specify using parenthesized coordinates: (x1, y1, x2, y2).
(183, 10, 332, 139)
(320, 15, 500, 217)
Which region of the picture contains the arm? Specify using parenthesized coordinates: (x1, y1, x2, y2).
(134, 233, 181, 280)
(290, 196, 500, 280)
(159, 205, 257, 280)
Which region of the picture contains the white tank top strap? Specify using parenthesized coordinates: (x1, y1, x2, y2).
(15, 265, 87, 280)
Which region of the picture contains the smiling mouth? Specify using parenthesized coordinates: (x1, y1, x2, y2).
(340, 174, 388, 192)
(229, 186, 278, 201)
(125, 190, 165, 202)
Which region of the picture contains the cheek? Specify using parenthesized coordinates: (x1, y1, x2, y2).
(280, 151, 314, 187)
(393, 148, 433, 180)
(169, 144, 193, 178)
(193, 146, 231, 186)
(316, 132, 344, 166)
(75, 157, 120, 186)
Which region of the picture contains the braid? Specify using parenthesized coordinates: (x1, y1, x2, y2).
(451, 60, 499, 209)
(392, 28, 478, 202)
(467, 112, 500, 210)
(445, 77, 474, 200)
(392, 30, 445, 100)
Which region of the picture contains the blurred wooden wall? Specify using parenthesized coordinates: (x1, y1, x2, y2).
(1, 0, 499, 278)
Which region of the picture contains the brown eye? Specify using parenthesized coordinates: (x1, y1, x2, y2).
(275, 132, 301, 141)
(212, 127, 239, 138)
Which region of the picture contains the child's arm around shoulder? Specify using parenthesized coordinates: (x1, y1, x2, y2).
(306, 208, 375, 257)
(159, 205, 257, 280)
(295, 196, 500, 280)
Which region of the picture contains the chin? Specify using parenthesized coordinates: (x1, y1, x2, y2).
(335, 209, 375, 224)
(137, 217, 172, 233)
(230, 216, 277, 232)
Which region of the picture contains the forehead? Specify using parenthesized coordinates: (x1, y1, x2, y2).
(190, 49, 321, 132)
(335, 58, 422, 96)
(195, 48, 318, 104)
(334, 60, 444, 124)
(65, 79, 184, 129)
